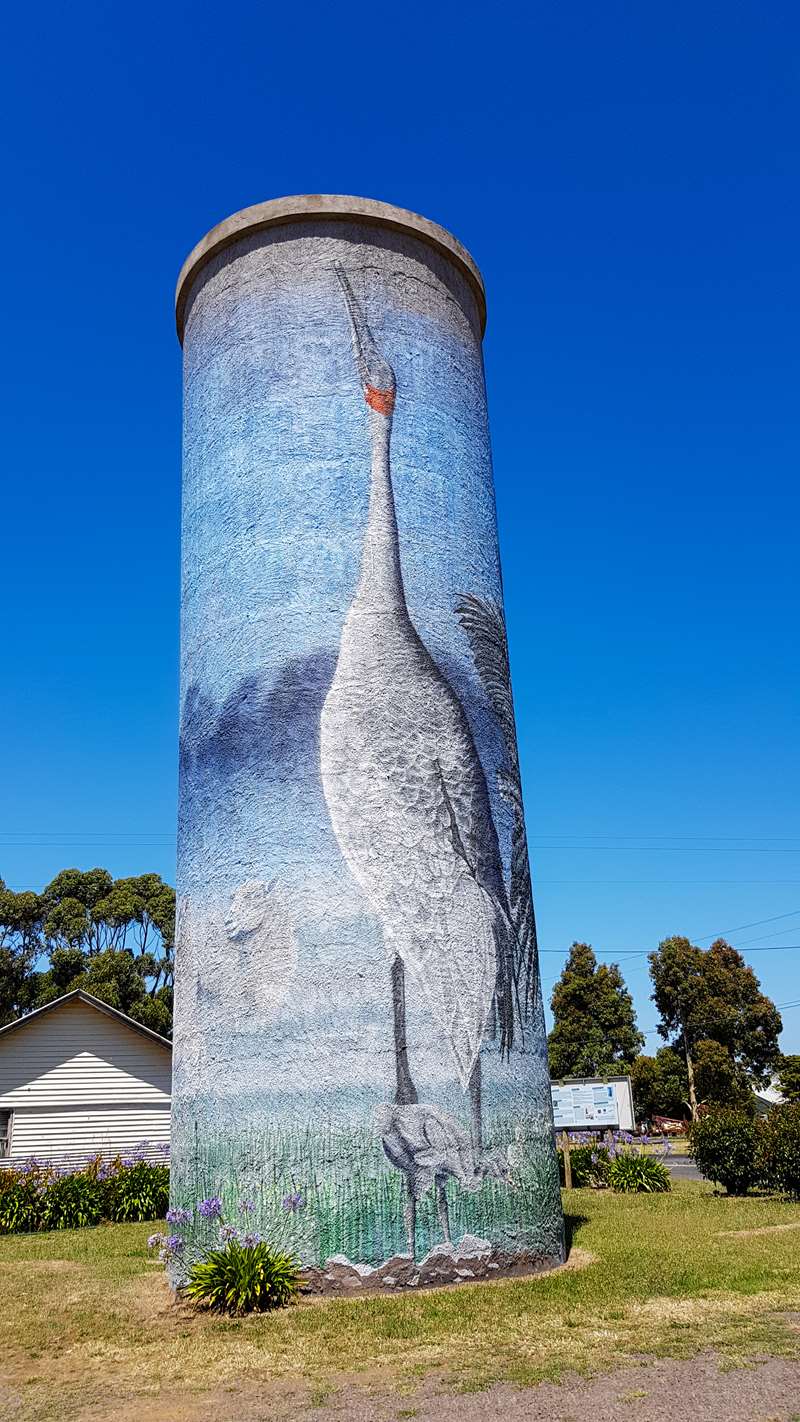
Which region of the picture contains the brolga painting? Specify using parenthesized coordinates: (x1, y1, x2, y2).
(170, 195, 564, 1286)
(322, 268, 520, 1256)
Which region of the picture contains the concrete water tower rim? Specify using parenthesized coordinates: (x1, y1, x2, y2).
(174, 194, 486, 344)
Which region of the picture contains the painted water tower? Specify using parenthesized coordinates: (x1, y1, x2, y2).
(171, 195, 563, 1281)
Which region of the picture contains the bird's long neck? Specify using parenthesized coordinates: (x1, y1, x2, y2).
(352, 408, 407, 612)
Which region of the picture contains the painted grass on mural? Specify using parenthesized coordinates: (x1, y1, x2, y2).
(174, 1115, 562, 1268)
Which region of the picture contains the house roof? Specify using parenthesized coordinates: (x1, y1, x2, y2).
(0, 990, 172, 1051)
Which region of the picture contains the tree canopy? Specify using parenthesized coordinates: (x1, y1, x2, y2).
(630, 1046, 688, 1121)
(777, 1055, 800, 1104)
(648, 935, 782, 1117)
(548, 941, 644, 1079)
(0, 869, 175, 1036)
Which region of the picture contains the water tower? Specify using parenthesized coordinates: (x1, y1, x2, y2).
(171, 196, 563, 1283)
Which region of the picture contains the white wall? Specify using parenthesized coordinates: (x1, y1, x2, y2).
(6, 1104, 170, 1162)
(0, 997, 172, 1163)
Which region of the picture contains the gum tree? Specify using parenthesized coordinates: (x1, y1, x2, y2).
(649, 936, 781, 1119)
(548, 941, 644, 1079)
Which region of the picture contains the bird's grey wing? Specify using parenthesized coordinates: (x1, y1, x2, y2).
(398, 869, 497, 1090)
(455, 594, 516, 762)
(321, 638, 500, 1086)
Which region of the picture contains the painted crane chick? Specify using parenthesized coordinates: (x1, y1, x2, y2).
(376, 1102, 510, 1259)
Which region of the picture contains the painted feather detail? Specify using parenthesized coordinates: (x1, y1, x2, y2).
(397, 869, 498, 1090)
(455, 593, 542, 1039)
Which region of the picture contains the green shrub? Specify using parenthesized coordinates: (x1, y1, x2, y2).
(0, 1172, 45, 1233)
(756, 1102, 800, 1196)
(40, 1171, 105, 1230)
(688, 1109, 760, 1194)
(607, 1151, 671, 1193)
(0, 1153, 169, 1234)
(103, 1161, 169, 1222)
(185, 1239, 300, 1314)
(558, 1144, 610, 1188)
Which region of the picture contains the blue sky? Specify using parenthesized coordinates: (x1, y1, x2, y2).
(2, 2, 798, 1050)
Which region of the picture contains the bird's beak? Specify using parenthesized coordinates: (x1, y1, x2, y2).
(335, 264, 371, 388)
(334, 263, 396, 416)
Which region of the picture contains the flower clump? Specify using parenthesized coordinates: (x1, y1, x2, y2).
(148, 1192, 303, 1314)
(0, 1147, 169, 1235)
(197, 1196, 222, 1220)
(166, 1206, 192, 1225)
(559, 1128, 673, 1191)
(152, 1192, 305, 1260)
(147, 1232, 185, 1261)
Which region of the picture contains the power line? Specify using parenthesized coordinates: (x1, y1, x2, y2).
(528, 846, 800, 854)
(10, 879, 800, 889)
(691, 909, 800, 943)
(3, 830, 798, 841)
(530, 835, 800, 843)
(4, 839, 800, 852)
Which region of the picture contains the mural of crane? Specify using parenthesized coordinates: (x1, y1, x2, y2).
(376, 1101, 510, 1258)
(320, 267, 516, 1175)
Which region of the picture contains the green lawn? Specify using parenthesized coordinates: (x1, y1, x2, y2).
(2, 1183, 800, 1420)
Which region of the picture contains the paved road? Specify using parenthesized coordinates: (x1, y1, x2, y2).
(664, 1153, 705, 1182)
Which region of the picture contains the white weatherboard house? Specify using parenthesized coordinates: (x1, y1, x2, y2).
(0, 990, 172, 1165)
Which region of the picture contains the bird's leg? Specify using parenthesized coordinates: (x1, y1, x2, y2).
(404, 1183, 417, 1260)
(391, 954, 418, 1105)
(468, 1055, 483, 1155)
(435, 1175, 451, 1245)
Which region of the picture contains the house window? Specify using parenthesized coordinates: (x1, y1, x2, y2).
(0, 1110, 11, 1158)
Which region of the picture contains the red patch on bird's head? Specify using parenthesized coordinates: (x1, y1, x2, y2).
(365, 385, 395, 416)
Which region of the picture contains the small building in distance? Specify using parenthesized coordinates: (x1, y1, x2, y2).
(753, 1080, 786, 1116)
(0, 990, 171, 1166)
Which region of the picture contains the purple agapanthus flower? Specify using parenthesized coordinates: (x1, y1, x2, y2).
(282, 1190, 304, 1213)
(241, 1231, 262, 1248)
(166, 1206, 192, 1225)
(220, 1224, 239, 1242)
(161, 1234, 185, 1257)
(238, 1199, 255, 1215)
(198, 1196, 222, 1219)
(147, 1232, 165, 1250)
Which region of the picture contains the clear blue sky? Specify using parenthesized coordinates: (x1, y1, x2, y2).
(2, 2, 798, 1050)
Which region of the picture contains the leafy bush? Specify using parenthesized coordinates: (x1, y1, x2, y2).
(185, 1239, 300, 1314)
(0, 1149, 170, 1233)
(558, 1143, 610, 1188)
(607, 1151, 670, 1193)
(688, 1109, 760, 1194)
(40, 1170, 105, 1230)
(0, 1168, 47, 1233)
(103, 1160, 169, 1222)
(756, 1102, 800, 1197)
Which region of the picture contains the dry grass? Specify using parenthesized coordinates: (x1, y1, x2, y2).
(2, 1183, 800, 1420)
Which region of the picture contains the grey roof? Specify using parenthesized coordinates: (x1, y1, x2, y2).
(0, 989, 172, 1050)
